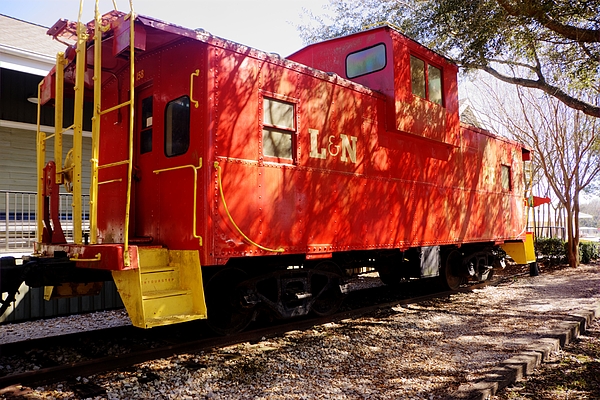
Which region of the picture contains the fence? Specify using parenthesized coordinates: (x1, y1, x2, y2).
(0, 190, 123, 323)
(525, 203, 598, 241)
(1, 190, 90, 252)
(527, 225, 566, 241)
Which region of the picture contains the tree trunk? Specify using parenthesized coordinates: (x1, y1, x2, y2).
(566, 205, 574, 267)
(572, 194, 581, 267)
(565, 203, 580, 268)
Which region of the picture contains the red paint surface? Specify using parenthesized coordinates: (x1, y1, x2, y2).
(40, 14, 529, 270)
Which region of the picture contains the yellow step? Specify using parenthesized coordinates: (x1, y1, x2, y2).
(144, 314, 206, 328)
(142, 289, 191, 300)
(138, 247, 170, 269)
(141, 269, 180, 293)
(141, 264, 176, 273)
(112, 248, 207, 329)
(143, 290, 194, 320)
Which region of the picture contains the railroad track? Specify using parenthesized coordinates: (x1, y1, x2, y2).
(0, 271, 526, 390)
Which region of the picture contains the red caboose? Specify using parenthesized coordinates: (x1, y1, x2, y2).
(1, 7, 535, 333)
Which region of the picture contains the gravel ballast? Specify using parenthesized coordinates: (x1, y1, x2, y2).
(1, 263, 599, 399)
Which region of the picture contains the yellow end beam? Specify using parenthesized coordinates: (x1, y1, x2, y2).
(501, 232, 536, 265)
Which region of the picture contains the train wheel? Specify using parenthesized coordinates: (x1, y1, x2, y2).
(311, 261, 345, 316)
(442, 250, 464, 291)
(376, 264, 403, 285)
(205, 268, 255, 335)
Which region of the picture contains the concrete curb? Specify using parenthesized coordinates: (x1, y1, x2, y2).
(453, 300, 600, 400)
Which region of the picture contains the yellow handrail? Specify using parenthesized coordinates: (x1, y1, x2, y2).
(123, 0, 136, 266)
(70, 253, 102, 262)
(214, 161, 284, 253)
(98, 178, 123, 185)
(71, 15, 87, 245)
(153, 160, 203, 246)
(54, 52, 65, 185)
(35, 82, 45, 246)
(90, 0, 102, 244)
(97, 159, 130, 169)
(99, 100, 132, 116)
(41, 124, 75, 141)
(190, 69, 200, 108)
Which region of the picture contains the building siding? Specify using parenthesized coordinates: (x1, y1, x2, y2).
(0, 125, 92, 198)
(0, 14, 123, 325)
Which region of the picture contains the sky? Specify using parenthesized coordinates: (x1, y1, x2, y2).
(0, 0, 330, 56)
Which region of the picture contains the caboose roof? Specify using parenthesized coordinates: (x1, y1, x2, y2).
(41, 11, 383, 104)
(288, 24, 455, 66)
(47, 11, 306, 60)
(46, 12, 453, 73)
(47, 11, 207, 53)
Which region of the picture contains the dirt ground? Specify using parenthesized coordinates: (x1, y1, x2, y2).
(492, 261, 600, 400)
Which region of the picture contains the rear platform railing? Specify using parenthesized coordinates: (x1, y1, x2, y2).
(0, 190, 89, 252)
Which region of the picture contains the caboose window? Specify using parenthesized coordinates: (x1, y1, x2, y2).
(263, 97, 295, 160)
(140, 96, 153, 154)
(264, 98, 294, 130)
(428, 65, 443, 105)
(263, 129, 292, 159)
(410, 56, 426, 98)
(164, 96, 190, 157)
(346, 43, 387, 79)
(501, 165, 512, 191)
(410, 55, 444, 106)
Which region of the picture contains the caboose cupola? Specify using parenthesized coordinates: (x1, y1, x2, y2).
(288, 26, 460, 146)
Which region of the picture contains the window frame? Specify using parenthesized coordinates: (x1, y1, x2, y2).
(409, 54, 444, 106)
(345, 43, 387, 79)
(140, 95, 153, 154)
(261, 94, 298, 164)
(427, 64, 443, 106)
(501, 164, 512, 192)
(164, 95, 191, 158)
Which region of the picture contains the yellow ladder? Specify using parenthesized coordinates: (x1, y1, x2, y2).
(112, 247, 207, 328)
(90, 1, 137, 265)
(36, 0, 137, 264)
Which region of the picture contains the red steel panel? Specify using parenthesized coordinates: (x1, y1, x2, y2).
(54, 14, 529, 269)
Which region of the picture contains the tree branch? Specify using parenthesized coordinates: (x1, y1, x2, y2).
(578, 41, 600, 63)
(481, 65, 600, 117)
(487, 58, 539, 74)
(496, 0, 600, 43)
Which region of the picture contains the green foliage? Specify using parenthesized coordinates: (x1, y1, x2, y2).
(535, 238, 599, 265)
(535, 237, 567, 266)
(296, 0, 415, 45)
(579, 241, 599, 264)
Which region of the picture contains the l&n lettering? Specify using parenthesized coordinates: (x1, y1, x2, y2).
(308, 128, 357, 164)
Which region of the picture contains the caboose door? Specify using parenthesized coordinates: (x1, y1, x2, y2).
(131, 85, 158, 240)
